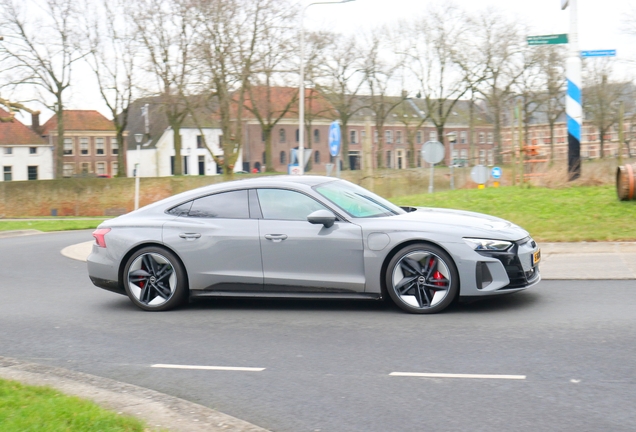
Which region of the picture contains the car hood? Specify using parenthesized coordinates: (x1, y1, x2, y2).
(374, 207, 530, 241)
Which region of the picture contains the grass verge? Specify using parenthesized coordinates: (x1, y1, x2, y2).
(0, 378, 146, 431)
(392, 184, 636, 242)
(0, 219, 107, 232)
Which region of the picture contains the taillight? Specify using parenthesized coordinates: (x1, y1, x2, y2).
(92, 228, 111, 248)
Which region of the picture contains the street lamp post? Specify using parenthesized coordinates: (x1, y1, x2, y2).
(134, 133, 143, 210)
(298, 0, 354, 175)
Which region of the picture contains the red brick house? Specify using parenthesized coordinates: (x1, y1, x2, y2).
(42, 110, 121, 177)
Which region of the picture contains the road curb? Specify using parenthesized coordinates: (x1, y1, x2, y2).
(0, 229, 43, 238)
(0, 356, 269, 432)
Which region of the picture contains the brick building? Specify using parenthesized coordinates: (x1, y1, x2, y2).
(42, 110, 121, 177)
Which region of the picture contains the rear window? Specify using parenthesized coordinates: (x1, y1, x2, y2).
(168, 190, 249, 219)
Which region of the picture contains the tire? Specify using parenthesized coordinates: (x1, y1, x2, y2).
(385, 243, 459, 314)
(123, 246, 188, 311)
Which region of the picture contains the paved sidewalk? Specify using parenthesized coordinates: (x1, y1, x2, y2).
(0, 357, 268, 432)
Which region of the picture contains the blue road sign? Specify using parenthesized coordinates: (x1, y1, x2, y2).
(491, 166, 502, 179)
(581, 50, 616, 58)
(329, 121, 341, 157)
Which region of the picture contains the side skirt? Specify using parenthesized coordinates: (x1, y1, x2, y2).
(189, 291, 382, 301)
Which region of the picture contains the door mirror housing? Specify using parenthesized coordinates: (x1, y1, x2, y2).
(307, 209, 336, 228)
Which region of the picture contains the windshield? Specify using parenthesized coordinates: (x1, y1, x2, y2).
(314, 180, 406, 218)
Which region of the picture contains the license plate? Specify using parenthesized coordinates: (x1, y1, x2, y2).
(533, 249, 541, 265)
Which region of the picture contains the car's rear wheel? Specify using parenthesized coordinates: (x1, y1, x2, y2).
(123, 247, 187, 311)
(385, 243, 458, 314)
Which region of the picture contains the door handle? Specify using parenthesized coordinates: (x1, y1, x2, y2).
(179, 233, 201, 240)
(264, 234, 288, 242)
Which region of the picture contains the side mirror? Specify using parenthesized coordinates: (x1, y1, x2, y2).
(307, 209, 336, 228)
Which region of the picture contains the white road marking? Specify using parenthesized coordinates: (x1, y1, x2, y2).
(390, 372, 526, 380)
(151, 364, 265, 372)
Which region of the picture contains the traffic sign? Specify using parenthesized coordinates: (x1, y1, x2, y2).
(491, 166, 502, 179)
(581, 50, 616, 58)
(527, 34, 568, 45)
(421, 141, 445, 164)
(328, 121, 341, 157)
(471, 165, 490, 185)
(288, 164, 301, 175)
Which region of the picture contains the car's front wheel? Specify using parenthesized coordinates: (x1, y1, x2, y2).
(123, 247, 187, 311)
(385, 243, 459, 314)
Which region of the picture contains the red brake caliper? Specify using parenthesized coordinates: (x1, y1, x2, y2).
(432, 271, 445, 287)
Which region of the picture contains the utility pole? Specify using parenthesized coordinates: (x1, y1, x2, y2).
(618, 101, 624, 165)
(562, 0, 582, 180)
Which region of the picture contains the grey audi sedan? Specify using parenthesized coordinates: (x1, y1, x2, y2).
(87, 176, 541, 314)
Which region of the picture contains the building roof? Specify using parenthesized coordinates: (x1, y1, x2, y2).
(42, 110, 116, 134)
(0, 108, 47, 145)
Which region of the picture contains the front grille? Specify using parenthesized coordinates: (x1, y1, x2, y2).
(476, 238, 539, 290)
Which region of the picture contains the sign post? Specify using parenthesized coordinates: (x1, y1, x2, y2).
(421, 141, 445, 194)
(491, 166, 502, 188)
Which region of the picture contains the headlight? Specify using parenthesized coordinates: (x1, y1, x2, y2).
(464, 238, 513, 251)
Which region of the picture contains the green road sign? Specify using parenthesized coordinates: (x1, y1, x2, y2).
(527, 34, 568, 45)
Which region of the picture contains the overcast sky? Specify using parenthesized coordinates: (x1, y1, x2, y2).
(307, 0, 635, 60)
(19, 0, 636, 122)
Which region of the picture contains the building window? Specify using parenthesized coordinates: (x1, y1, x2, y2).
(96, 162, 106, 175)
(3, 147, 12, 155)
(350, 130, 357, 144)
(385, 130, 393, 144)
(197, 135, 204, 149)
(280, 151, 286, 164)
(429, 131, 437, 141)
(416, 131, 423, 144)
(479, 132, 485, 144)
(479, 149, 486, 164)
(80, 137, 89, 155)
(27, 165, 38, 180)
(396, 131, 402, 144)
(279, 128, 286, 143)
(295, 129, 299, 142)
(29, 147, 37, 154)
(460, 131, 467, 144)
(261, 131, 265, 142)
(96, 138, 105, 155)
(460, 149, 468, 160)
(487, 132, 493, 144)
(488, 150, 494, 166)
(111, 138, 118, 155)
(112, 162, 118, 176)
(3, 166, 12, 181)
(314, 150, 321, 164)
(314, 129, 320, 143)
(361, 130, 366, 141)
(81, 162, 90, 173)
(386, 150, 392, 168)
(63, 163, 74, 177)
(63, 138, 73, 155)
(262, 151, 266, 164)
(374, 130, 378, 143)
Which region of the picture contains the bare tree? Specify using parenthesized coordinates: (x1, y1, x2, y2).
(316, 33, 366, 170)
(539, 46, 566, 164)
(405, 4, 470, 151)
(394, 97, 428, 168)
(132, 0, 196, 176)
(244, 4, 297, 172)
(0, 0, 85, 177)
(193, 0, 285, 178)
(84, 0, 138, 177)
(583, 59, 628, 158)
(361, 31, 404, 169)
(469, 8, 526, 164)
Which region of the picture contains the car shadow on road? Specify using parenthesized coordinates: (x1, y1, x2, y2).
(447, 291, 542, 314)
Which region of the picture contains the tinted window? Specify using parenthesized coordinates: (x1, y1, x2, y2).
(189, 190, 249, 219)
(168, 201, 193, 216)
(257, 189, 327, 221)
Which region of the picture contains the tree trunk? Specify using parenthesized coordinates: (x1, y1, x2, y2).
(264, 128, 274, 172)
(116, 128, 127, 177)
(469, 99, 475, 166)
(55, 101, 65, 179)
(548, 121, 555, 166)
(494, 104, 503, 165)
(171, 121, 183, 175)
(341, 119, 350, 170)
(599, 132, 605, 159)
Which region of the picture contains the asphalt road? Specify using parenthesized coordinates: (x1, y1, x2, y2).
(2, 231, 635, 431)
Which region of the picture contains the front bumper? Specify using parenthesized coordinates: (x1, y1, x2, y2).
(475, 237, 541, 291)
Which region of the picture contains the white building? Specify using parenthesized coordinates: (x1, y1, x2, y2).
(126, 126, 243, 177)
(0, 109, 54, 181)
